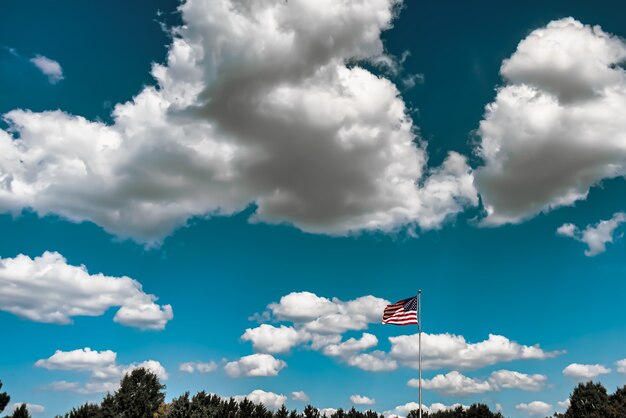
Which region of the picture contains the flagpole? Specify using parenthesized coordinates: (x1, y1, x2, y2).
(418, 290, 422, 418)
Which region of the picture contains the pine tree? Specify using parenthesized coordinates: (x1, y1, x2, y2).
(302, 405, 320, 418)
(275, 405, 289, 418)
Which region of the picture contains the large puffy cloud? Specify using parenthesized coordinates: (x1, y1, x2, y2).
(557, 212, 626, 256)
(0, 251, 172, 330)
(474, 18, 626, 226)
(224, 354, 286, 378)
(36, 347, 167, 394)
(0, 0, 477, 244)
(617, 359, 626, 374)
(410, 370, 546, 396)
(562, 363, 611, 380)
(389, 333, 560, 370)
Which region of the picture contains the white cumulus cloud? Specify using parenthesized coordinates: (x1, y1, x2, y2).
(241, 324, 304, 354)
(234, 390, 286, 410)
(515, 401, 553, 416)
(29, 55, 63, 84)
(0, 0, 477, 245)
(474, 18, 626, 226)
(36, 347, 167, 394)
(350, 395, 375, 405)
(616, 359, 626, 374)
(389, 333, 560, 370)
(557, 212, 626, 256)
(562, 363, 611, 380)
(224, 354, 286, 378)
(0, 251, 172, 330)
(291, 391, 309, 402)
(411, 370, 546, 396)
(179, 361, 217, 373)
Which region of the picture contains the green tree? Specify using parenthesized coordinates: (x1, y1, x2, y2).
(275, 405, 290, 418)
(97, 394, 118, 418)
(113, 368, 165, 418)
(237, 399, 255, 418)
(167, 392, 192, 418)
(9, 404, 31, 418)
(0, 380, 9, 414)
(609, 385, 626, 418)
(60, 403, 101, 418)
(302, 405, 320, 418)
(565, 381, 611, 418)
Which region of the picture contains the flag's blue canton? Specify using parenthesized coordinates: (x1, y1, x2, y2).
(403, 296, 417, 311)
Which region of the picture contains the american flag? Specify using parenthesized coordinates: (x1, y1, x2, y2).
(382, 296, 418, 325)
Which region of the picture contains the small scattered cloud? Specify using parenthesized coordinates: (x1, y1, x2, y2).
(224, 354, 286, 378)
(350, 395, 375, 405)
(616, 359, 626, 374)
(233, 390, 286, 410)
(179, 361, 217, 373)
(29, 55, 64, 84)
(562, 363, 611, 380)
(515, 401, 552, 416)
(291, 391, 309, 402)
(557, 212, 626, 256)
(557, 399, 571, 409)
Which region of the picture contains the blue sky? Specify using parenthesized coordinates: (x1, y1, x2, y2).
(1, 0, 626, 417)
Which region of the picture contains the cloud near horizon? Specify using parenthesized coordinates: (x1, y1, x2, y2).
(36, 347, 167, 395)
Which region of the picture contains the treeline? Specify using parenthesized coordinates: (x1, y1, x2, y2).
(1, 369, 625, 418)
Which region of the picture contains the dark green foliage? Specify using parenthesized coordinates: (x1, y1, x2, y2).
(97, 394, 118, 418)
(302, 405, 320, 418)
(167, 392, 193, 418)
(9, 404, 31, 418)
(55, 369, 626, 418)
(563, 382, 611, 418)
(609, 385, 626, 418)
(57, 403, 101, 418)
(238, 399, 255, 418)
(406, 404, 502, 418)
(113, 368, 165, 418)
(0, 380, 9, 414)
(275, 405, 289, 418)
